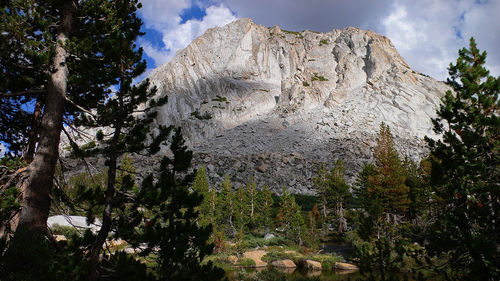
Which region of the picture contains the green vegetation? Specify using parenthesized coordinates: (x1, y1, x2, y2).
(237, 258, 256, 267)
(303, 81, 310, 87)
(425, 38, 500, 280)
(319, 39, 328, 46)
(282, 29, 301, 35)
(311, 73, 329, 82)
(191, 110, 213, 120)
(212, 95, 228, 103)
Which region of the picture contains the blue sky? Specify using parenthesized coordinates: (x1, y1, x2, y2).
(137, 0, 500, 81)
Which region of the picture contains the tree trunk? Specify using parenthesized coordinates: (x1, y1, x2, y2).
(250, 197, 254, 220)
(88, 64, 126, 281)
(13, 0, 74, 238)
(88, 151, 117, 281)
(322, 198, 327, 219)
(337, 202, 347, 233)
(210, 190, 215, 226)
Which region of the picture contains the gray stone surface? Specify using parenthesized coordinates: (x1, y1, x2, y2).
(61, 18, 448, 194)
(47, 215, 101, 233)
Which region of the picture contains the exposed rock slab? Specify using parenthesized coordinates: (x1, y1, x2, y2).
(243, 250, 268, 267)
(142, 18, 447, 193)
(334, 262, 359, 271)
(271, 259, 297, 268)
(62, 18, 448, 194)
(302, 259, 322, 271)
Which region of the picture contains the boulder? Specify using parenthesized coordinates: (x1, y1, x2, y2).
(124, 248, 135, 254)
(271, 259, 296, 268)
(334, 262, 359, 271)
(227, 255, 238, 264)
(243, 250, 267, 267)
(48, 215, 101, 233)
(54, 235, 67, 242)
(264, 233, 275, 240)
(303, 259, 322, 271)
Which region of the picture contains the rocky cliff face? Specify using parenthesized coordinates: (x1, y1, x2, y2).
(141, 18, 447, 193)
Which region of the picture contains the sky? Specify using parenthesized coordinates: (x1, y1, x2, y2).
(137, 0, 500, 81)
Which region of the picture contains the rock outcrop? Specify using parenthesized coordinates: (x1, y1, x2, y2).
(142, 18, 447, 193)
(271, 259, 297, 268)
(62, 18, 447, 194)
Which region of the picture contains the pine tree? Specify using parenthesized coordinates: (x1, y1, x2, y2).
(245, 175, 258, 226)
(326, 159, 351, 233)
(355, 123, 409, 239)
(403, 157, 432, 225)
(306, 204, 321, 241)
(371, 123, 409, 219)
(192, 166, 211, 227)
(234, 186, 248, 232)
(219, 175, 236, 235)
(313, 163, 329, 219)
(65, 1, 167, 277)
(256, 185, 274, 232)
(426, 38, 500, 280)
(0, 0, 117, 243)
(277, 187, 305, 244)
(208, 185, 218, 230)
(121, 129, 225, 281)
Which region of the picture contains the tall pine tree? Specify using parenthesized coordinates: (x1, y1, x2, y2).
(426, 38, 500, 280)
(192, 166, 212, 228)
(0, 0, 120, 244)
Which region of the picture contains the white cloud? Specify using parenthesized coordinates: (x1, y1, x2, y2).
(460, 0, 500, 76)
(380, 0, 499, 80)
(139, 2, 237, 67)
(139, 0, 191, 31)
(0, 143, 5, 157)
(139, 39, 172, 66)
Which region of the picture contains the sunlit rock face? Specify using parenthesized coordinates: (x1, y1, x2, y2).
(143, 18, 447, 193)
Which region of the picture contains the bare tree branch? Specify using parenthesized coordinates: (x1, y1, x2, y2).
(65, 97, 96, 118)
(0, 89, 45, 98)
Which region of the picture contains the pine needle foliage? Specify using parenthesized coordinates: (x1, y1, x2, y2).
(426, 38, 500, 281)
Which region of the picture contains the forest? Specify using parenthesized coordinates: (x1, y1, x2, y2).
(0, 1, 499, 281)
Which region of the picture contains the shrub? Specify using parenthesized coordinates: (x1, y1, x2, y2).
(237, 258, 256, 267)
(50, 224, 80, 238)
(311, 73, 328, 82)
(190, 110, 212, 120)
(212, 95, 228, 103)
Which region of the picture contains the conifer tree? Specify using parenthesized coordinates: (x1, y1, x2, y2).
(0, 0, 118, 242)
(306, 204, 321, 239)
(219, 175, 236, 235)
(277, 187, 305, 244)
(426, 38, 500, 280)
(313, 163, 329, 218)
(121, 129, 225, 281)
(256, 185, 274, 231)
(208, 185, 218, 229)
(234, 187, 248, 231)
(326, 159, 351, 233)
(62, 1, 169, 277)
(355, 123, 409, 239)
(371, 123, 409, 220)
(403, 157, 432, 225)
(192, 166, 211, 227)
(245, 175, 258, 225)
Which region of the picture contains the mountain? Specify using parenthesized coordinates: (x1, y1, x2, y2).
(99, 18, 449, 193)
